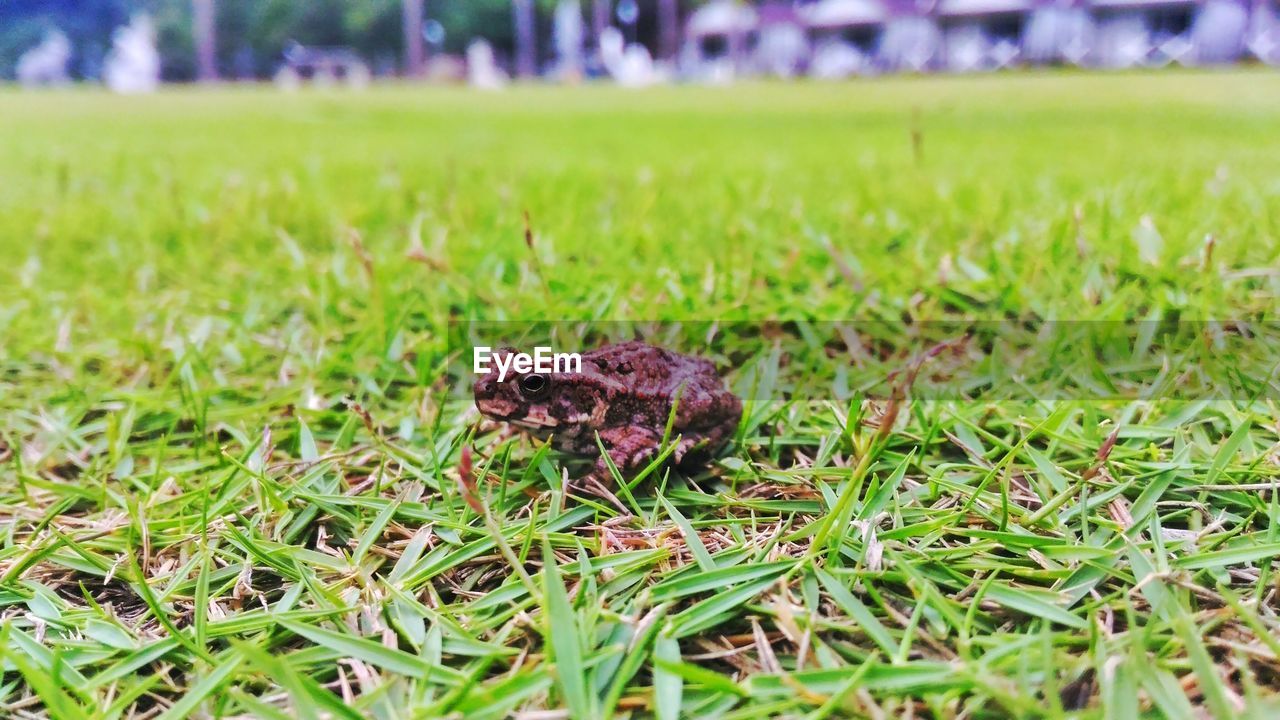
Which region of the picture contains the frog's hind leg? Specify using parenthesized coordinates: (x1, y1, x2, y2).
(671, 435, 714, 467)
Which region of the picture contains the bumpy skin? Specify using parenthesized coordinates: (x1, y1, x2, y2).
(473, 341, 741, 483)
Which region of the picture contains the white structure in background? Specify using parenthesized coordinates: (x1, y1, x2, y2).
(803, 0, 888, 76)
(672, 0, 1273, 78)
(1248, 0, 1280, 63)
(1093, 9, 1153, 65)
(17, 30, 72, 87)
(466, 39, 508, 89)
(274, 66, 303, 91)
(1151, 32, 1194, 64)
(274, 43, 371, 90)
(938, 0, 1033, 71)
(683, 0, 759, 80)
(755, 24, 809, 75)
(1091, 0, 1204, 67)
(599, 26, 664, 86)
(553, 0, 586, 80)
(104, 15, 161, 93)
(345, 61, 372, 88)
(1023, 4, 1096, 64)
(1190, 0, 1248, 61)
(803, 0, 889, 28)
(754, 3, 809, 77)
(810, 38, 874, 75)
(879, 7, 943, 71)
(943, 23, 993, 69)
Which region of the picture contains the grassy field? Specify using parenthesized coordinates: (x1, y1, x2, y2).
(2, 70, 1280, 718)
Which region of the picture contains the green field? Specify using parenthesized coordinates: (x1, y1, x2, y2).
(2, 71, 1280, 718)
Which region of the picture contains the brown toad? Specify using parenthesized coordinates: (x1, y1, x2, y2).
(473, 341, 741, 486)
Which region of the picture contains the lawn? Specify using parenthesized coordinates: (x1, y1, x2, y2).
(2, 70, 1279, 718)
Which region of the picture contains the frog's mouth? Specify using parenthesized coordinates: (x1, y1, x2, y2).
(509, 410, 559, 436)
(520, 425, 555, 441)
(476, 395, 560, 438)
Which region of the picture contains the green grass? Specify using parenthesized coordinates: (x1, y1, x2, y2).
(2, 70, 1279, 718)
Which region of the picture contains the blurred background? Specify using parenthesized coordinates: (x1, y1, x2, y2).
(3, 0, 1279, 91)
(2, 6, 1279, 713)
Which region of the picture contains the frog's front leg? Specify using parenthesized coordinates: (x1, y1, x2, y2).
(591, 426, 662, 486)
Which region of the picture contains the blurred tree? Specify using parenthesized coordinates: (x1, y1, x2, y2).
(145, 0, 197, 80)
(343, 0, 403, 73)
(0, 0, 706, 80)
(403, 0, 424, 75)
(512, 0, 536, 76)
(430, 0, 514, 57)
(193, 0, 216, 80)
(210, 0, 399, 77)
(0, 0, 131, 80)
(591, 0, 610, 46)
(657, 0, 678, 59)
(0, 16, 50, 80)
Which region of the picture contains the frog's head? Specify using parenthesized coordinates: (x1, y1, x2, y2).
(474, 346, 614, 443)
(474, 347, 590, 439)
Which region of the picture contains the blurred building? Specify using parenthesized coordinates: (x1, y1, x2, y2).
(681, 0, 1280, 77)
(6, 0, 1273, 85)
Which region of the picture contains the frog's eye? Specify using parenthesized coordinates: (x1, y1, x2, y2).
(518, 374, 549, 398)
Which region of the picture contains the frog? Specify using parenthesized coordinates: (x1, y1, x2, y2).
(473, 341, 741, 490)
